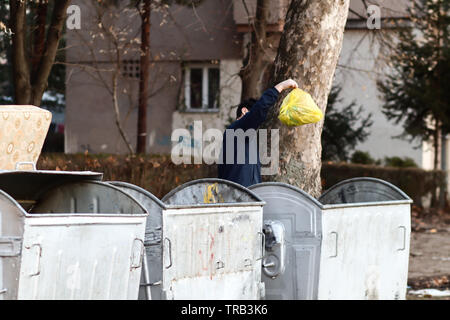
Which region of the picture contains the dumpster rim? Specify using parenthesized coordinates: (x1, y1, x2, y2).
(107, 180, 167, 209)
(0, 169, 103, 176)
(29, 180, 149, 217)
(319, 177, 413, 204)
(161, 178, 265, 205)
(321, 199, 413, 210)
(248, 181, 324, 209)
(0, 187, 28, 216)
(163, 201, 266, 210)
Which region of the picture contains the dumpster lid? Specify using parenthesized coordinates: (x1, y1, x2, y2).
(162, 178, 264, 207)
(319, 177, 413, 205)
(30, 180, 147, 216)
(249, 181, 324, 209)
(0, 170, 103, 201)
(108, 181, 166, 209)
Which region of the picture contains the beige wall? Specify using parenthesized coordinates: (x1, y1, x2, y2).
(171, 59, 242, 162)
(334, 29, 422, 166)
(65, 0, 421, 165)
(65, 0, 242, 154)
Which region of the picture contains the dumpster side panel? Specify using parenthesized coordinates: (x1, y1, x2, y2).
(317, 203, 411, 300)
(260, 193, 321, 299)
(17, 216, 146, 300)
(109, 182, 165, 300)
(248, 183, 322, 300)
(162, 206, 264, 300)
(0, 191, 25, 300)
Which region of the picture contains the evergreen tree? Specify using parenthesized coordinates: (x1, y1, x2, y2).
(322, 85, 373, 162)
(378, 0, 450, 170)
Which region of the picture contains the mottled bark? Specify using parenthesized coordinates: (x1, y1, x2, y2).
(262, 0, 350, 198)
(137, 0, 152, 154)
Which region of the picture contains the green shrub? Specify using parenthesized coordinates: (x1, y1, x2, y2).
(350, 150, 380, 165)
(383, 156, 418, 168)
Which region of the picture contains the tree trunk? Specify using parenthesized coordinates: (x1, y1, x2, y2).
(262, 0, 350, 198)
(431, 119, 441, 207)
(30, 0, 71, 106)
(9, 0, 70, 106)
(433, 119, 441, 171)
(10, 0, 31, 104)
(137, 0, 152, 154)
(32, 0, 48, 82)
(240, 0, 270, 100)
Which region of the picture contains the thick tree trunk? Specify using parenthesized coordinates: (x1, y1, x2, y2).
(240, 0, 270, 100)
(137, 0, 152, 153)
(262, 0, 350, 198)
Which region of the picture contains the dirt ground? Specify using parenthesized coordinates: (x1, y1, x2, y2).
(406, 207, 450, 299)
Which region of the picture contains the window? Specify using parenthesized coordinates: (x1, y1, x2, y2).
(184, 62, 220, 111)
(122, 60, 140, 79)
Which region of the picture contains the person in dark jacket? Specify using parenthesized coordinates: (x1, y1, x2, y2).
(218, 79, 298, 187)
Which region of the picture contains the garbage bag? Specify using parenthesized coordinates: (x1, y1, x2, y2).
(278, 88, 323, 126)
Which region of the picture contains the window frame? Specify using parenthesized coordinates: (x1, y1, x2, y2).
(183, 62, 220, 113)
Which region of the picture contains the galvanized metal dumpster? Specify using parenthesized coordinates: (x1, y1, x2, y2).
(160, 178, 266, 300)
(249, 178, 412, 300)
(0, 171, 148, 300)
(107, 181, 165, 300)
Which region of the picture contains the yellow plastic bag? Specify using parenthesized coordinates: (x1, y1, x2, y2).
(278, 88, 323, 126)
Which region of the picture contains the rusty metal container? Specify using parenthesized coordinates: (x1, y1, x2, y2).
(160, 178, 266, 300)
(111, 179, 266, 300)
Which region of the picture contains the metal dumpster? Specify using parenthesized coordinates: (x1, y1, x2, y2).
(107, 181, 165, 300)
(160, 178, 266, 300)
(0, 170, 148, 300)
(249, 177, 412, 300)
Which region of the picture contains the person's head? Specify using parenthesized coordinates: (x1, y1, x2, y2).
(236, 98, 257, 120)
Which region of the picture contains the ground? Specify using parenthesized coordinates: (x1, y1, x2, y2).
(406, 207, 450, 300)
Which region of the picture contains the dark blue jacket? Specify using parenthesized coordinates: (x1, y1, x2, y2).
(218, 87, 279, 187)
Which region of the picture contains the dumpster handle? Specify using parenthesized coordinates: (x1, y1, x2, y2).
(15, 161, 36, 171)
(257, 232, 265, 261)
(329, 232, 338, 258)
(130, 238, 144, 269)
(164, 237, 172, 269)
(397, 226, 406, 251)
(26, 243, 42, 277)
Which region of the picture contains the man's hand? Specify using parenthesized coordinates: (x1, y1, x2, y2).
(274, 79, 299, 93)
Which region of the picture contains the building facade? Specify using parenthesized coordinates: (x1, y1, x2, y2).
(65, 0, 426, 167)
